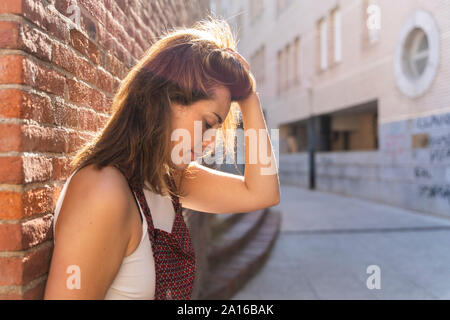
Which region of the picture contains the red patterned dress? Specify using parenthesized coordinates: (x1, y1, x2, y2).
(115, 165, 196, 300)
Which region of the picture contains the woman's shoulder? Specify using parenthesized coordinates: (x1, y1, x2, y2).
(55, 164, 132, 239)
(47, 164, 135, 298)
(70, 164, 127, 192)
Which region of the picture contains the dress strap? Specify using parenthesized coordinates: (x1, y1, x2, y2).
(114, 165, 156, 241)
(167, 174, 182, 214)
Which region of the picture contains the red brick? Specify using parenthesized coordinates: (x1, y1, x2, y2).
(51, 157, 72, 181)
(105, 11, 131, 53)
(18, 23, 52, 62)
(69, 28, 99, 64)
(23, 58, 66, 96)
(0, 157, 23, 184)
(54, 98, 79, 128)
(0, 21, 20, 48)
(134, 29, 148, 53)
(23, 186, 53, 218)
(22, 156, 53, 183)
(0, 123, 22, 152)
(104, 0, 127, 31)
(22, 277, 47, 299)
(91, 88, 106, 112)
(53, 0, 83, 32)
(0, 255, 22, 285)
(21, 213, 53, 250)
(132, 40, 144, 60)
(104, 52, 126, 79)
(80, 9, 97, 41)
(78, 0, 107, 26)
(0, 186, 54, 221)
(52, 184, 63, 210)
(52, 42, 96, 84)
(0, 223, 22, 251)
(97, 23, 115, 52)
(0, 243, 52, 286)
(0, 191, 22, 220)
(0, 0, 23, 14)
(129, 5, 148, 33)
(21, 125, 69, 153)
(22, 0, 68, 43)
(67, 78, 105, 112)
(77, 107, 98, 131)
(112, 79, 120, 93)
(68, 131, 93, 153)
(0, 0, 206, 300)
(0, 89, 53, 124)
(114, 41, 132, 67)
(105, 94, 114, 111)
(53, 0, 73, 17)
(67, 78, 92, 107)
(0, 89, 22, 118)
(21, 0, 47, 31)
(0, 290, 21, 300)
(114, 0, 128, 15)
(96, 68, 114, 93)
(97, 113, 110, 130)
(21, 91, 53, 124)
(23, 244, 52, 284)
(0, 277, 48, 300)
(0, 55, 24, 84)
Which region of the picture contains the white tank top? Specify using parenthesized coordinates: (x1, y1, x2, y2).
(52, 168, 176, 299)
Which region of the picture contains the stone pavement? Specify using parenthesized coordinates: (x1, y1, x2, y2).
(232, 185, 450, 299)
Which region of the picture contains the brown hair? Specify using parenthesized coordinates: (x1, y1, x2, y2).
(69, 16, 255, 200)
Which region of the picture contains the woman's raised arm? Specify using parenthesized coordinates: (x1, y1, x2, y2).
(177, 92, 280, 214)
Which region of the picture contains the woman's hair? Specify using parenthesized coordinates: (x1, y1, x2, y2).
(69, 15, 255, 200)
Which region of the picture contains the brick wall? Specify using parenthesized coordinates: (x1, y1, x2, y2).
(0, 0, 209, 299)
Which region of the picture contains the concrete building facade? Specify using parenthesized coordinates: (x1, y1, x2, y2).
(212, 0, 450, 217)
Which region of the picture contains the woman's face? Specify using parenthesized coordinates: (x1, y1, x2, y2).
(170, 86, 231, 170)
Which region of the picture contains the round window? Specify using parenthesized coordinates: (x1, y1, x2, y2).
(394, 10, 439, 98)
(402, 28, 429, 79)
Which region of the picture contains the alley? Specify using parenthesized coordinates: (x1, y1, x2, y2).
(232, 185, 450, 299)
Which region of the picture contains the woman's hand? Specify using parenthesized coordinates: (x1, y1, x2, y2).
(238, 90, 260, 110)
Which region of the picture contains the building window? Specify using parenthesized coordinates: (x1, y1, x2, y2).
(276, 0, 294, 17)
(277, 36, 300, 94)
(250, 45, 266, 86)
(293, 37, 300, 85)
(394, 10, 439, 98)
(277, 50, 282, 95)
(403, 28, 429, 79)
(319, 18, 328, 70)
(249, 0, 264, 24)
(285, 43, 290, 90)
(332, 8, 342, 63)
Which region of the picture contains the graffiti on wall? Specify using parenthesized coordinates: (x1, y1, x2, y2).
(429, 133, 450, 163)
(415, 113, 450, 205)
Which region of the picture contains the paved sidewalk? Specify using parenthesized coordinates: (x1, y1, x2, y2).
(232, 185, 450, 299)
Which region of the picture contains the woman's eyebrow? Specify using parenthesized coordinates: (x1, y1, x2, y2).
(213, 112, 223, 124)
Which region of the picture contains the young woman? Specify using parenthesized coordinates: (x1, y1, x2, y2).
(44, 17, 280, 300)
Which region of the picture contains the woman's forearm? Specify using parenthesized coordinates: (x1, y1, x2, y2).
(239, 92, 280, 206)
